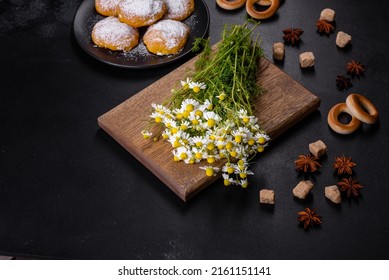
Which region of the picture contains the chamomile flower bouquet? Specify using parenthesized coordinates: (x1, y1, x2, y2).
(142, 21, 270, 188)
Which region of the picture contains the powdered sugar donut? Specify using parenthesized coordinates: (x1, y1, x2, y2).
(163, 0, 195, 21)
(92, 16, 139, 51)
(95, 0, 121, 16)
(117, 0, 167, 28)
(143, 19, 190, 55)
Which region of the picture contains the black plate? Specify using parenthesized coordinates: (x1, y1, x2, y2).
(73, 0, 210, 69)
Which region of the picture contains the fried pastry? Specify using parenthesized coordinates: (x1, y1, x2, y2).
(92, 16, 139, 51)
(143, 19, 190, 56)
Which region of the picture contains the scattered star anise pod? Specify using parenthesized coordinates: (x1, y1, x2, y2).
(338, 177, 363, 197)
(295, 154, 322, 173)
(346, 60, 365, 76)
(332, 156, 356, 175)
(282, 28, 304, 45)
(336, 75, 353, 90)
(298, 208, 322, 230)
(316, 20, 335, 34)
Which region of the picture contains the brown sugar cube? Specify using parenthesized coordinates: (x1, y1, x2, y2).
(320, 8, 336, 22)
(293, 180, 314, 199)
(259, 189, 275, 204)
(336, 31, 352, 48)
(325, 185, 341, 204)
(273, 42, 285, 61)
(309, 140, 327, 158)
(299, 52, 315, 68)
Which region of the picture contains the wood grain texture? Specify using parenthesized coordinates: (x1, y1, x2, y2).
(98, 54, 320, 201)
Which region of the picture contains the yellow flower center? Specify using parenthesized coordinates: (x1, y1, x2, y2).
(207, 157, 215, 164)
(258, 137, 266, 145)
(171, 127, 178, 134)
(230, 151, 237, 157)
(235, 135, 242, 143)
(195, 110, 203, 117)
(195, 152, 202, 160)
(185, 104, 194, 112)
(207, 119, 215, 128)
(207, 142, 215, 151)
(227, 166, 234, 174)
(193, 86, 201, 93)
(243, 117, 250, 123)
(173, 141, 181, 148)
(239, 172, 247, 179)
(180, 153, 187, 160)
(155, 116, 162, 123)
(191, 119, 199, 125)
(180, 124, 188, 130)
(205, 167, 214, 177)
(248, 139, 255, 146)
(182, 110, 190, 118)
(257, 146, 265, 153)
(226, 142, 234, 150)
(176, 113, 183, 120)
(224, 179, 230, 186)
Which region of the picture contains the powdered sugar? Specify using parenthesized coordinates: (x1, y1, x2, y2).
(118, 0, 165, 19)
(95, 0, 121, 11)
(164, 0, 194, 20)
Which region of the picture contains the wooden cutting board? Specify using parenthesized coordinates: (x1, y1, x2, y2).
(98, 54, 321, 201)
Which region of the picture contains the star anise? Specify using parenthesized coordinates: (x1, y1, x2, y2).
(295, 154, 322, 173)
(336, 75, 353, 90)
(332, 156, 356, 175)
(282, 28, 304, 45)
(346, 60, 365, 76)
(338, 177, 363, 197)
(316, 20, 335, 34)
(298, 208, 322, 229)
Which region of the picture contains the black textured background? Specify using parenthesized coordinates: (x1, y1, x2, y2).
(1, 0, 388, 259)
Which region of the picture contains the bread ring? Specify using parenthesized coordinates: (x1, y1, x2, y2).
(327, 103, 361, 135)
(246, 0, 279, 19)
(346, 93, 379, 124)
(216, 0, 246, 10)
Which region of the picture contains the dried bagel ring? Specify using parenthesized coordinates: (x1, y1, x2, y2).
(216, 0, 246, 10)
(246, 0, 279, 19)
(346, 93, 379, 124)
(327, 103, 361, 134)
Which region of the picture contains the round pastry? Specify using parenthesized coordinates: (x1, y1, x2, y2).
(95, 0, 121, 16)
(92, 16, 139, 51)
(117, 0, 167, 28)
(143, 19, 190, 56)
(216, 0, 246, 10)
(246, 0, 280, 19)
(163, 0, 195, 21)
(327, 103, 361, 135)
(345, 93, 379, 124)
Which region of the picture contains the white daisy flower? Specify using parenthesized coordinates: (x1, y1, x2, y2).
(222, 173, 235, 186)
(203, 111, 222, 128)
(239, 179, 249, 188)
(199, 165, 220, 177)
(189, 81, 206, 93)
(180, 77, 192, 90)
(181, 98, 200, 113)
(141, 130, 152, 139)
